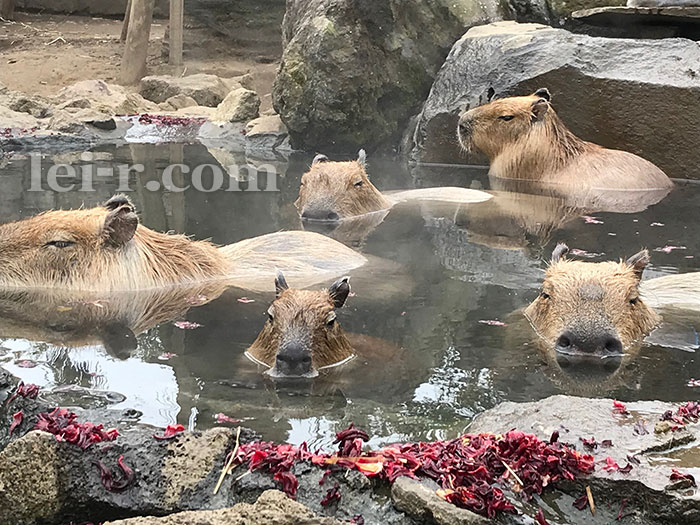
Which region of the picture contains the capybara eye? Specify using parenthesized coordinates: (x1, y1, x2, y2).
(540, 291, 550, 300)
(458, 123, 468, 133)
(354, 181, 363, 188)
(44, 240, 75, 249)
(630, 297, 639, 305)
(498, 115, 515, 122)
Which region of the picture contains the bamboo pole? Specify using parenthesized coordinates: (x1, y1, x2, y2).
(119, 0, 155, 85)
(169, 0, 184, 67)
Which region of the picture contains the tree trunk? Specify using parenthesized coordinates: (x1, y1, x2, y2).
(169, 0, 184, 67)
(0, 0, 16, 20)
(120, 0, 133, 43)
(119, 0, 155, 85)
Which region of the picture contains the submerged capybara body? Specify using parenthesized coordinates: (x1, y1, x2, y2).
(295, 150, 491, 222)
(525, 243, 660, 357)
(246, 272, 355, 378)
(0, 195, 368, 292)
(458, 89, 673, 191)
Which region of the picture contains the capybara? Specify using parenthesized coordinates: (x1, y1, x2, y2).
(295, 150, 491, 221)
(457, 88, 673, 191)
(246, 271, 355, 378)
(0, 195, 368, 292)
(524, 243, 660, 358)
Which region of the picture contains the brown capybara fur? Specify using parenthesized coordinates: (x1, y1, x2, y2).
(246, 272, 355, 378)
(295, 150, 392, 220)
(0, 195, 369, 292)
(524, 243, 660, 356)
(458, 88, 673, 191)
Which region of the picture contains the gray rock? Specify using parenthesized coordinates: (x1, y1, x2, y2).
(245, 114, 292, 153)
(410, 21, 700, 179)
(392, 477, 490, 524)
(54, 80, 158, 116)
(273, 0, 508, 152)
(47, 108, 116, 134)
(213, 88, 261, 123)
(0, 106, 40, 130)
(158, 94, 199, 111)
(105, 490, 342, 525)
(140, 74, 244, 107)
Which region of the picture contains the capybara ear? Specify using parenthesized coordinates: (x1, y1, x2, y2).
(312, 154, 329, 165)
(531, 98, 549, 122)
(551, 242, 569, 263)
(329, 276, 351, 308)
(102, 205, 138, 247)
(357, 149, 367, 168)
(104, 194, 134, 212)
(626, 249, 651, 280)
(275, 270, 289, 297)
(534, 88, 551, 101)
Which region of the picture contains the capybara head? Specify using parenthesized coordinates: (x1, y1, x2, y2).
(246, 272, 355, 378)
(524, 243, 660, 364)
(0, 195, 139, 289)
(457, 88, 555, 159)
(295, 150, 392, 221)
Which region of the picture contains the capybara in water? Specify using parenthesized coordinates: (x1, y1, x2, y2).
(524, 243, 660, 358)
(295, 150, 491, 221)
(246, 271, 354, 378)
(458, 88, 673, 191)
(0, 195, 368, 292)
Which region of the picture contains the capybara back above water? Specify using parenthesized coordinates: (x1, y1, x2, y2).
(0, 195, 368, 292)
(458, 88, 673, 191)
(524, 243, 660, 357)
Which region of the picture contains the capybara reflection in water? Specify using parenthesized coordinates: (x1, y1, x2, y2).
(458, 88, 673, 191)
(295, 150, 491, 221)
(246, 271, 355, 378)
(0, 195, 369, 292)
(525, 243, 660, 359)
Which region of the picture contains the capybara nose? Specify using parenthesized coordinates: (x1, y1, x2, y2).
(301, 208, 340, 221)
(556, 330, 623, 355)
(275, 346, 313, 377)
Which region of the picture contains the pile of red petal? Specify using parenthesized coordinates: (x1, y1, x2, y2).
(230, 425, 595, 519)
(92, 455, 135, 492)
(661, 402, 700, 430)
(670, 468, 696, 487)
(612, 400, 630, 416)
(153, 424, 185, 440)
(34, 408, 118, 449)
(6, 381, 40, 405)
(9, 410, 23, 435)
(137, 114, 206, 126)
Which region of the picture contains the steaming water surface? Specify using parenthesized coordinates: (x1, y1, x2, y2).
(0, 143, 699, 450)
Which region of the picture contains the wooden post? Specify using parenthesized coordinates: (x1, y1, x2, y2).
(120, 0, 132, 43)
(119, 0, 155, 85)
(169, 0, 184, 67)
(0, 0, 16, 20)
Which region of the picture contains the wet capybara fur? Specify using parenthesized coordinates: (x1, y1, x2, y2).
(458, 88, 672, 191)
(246, 272, 354, 378)
(525, 243, 660, 358)
(295, 150, 392, 221)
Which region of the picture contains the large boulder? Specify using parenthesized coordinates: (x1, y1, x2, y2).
(140, 74, 248, 107)
(272, 0, 509, 152)
(213, 88, 261, 123)
(409, 21, 700, 179)
(54, 80, 158, 116)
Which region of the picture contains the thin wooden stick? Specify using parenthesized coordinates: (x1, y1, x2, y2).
(213, 426, 241, 495)
(586, 485, 595, 516)
(501, 460, 524, 487)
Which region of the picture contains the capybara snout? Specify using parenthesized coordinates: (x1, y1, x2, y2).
(525, 243, 660, 358)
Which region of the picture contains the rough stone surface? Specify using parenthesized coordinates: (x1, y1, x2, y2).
(106, 490, 342, 524)
(158, 94, 199, 111)
(47, 108, 116, 133)
(0, 431, 61, 525)
(54, 80, 158, 115)
(273, 0, 509, 152)
(392, 477, 490, 524)
(410, 21, 700, 179)
(140, 74, 244, 107)
(213, 87, 261, 123)
(0, 105, 40, 129)
(245, 114, 292, 152)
